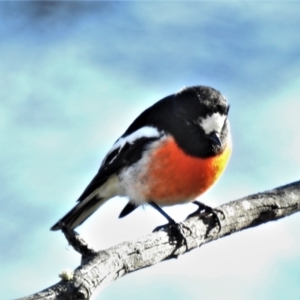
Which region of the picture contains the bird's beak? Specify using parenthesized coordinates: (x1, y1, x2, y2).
(208, 132, 222, 147)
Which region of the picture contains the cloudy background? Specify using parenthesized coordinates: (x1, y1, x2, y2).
(1, 2, 300, 299)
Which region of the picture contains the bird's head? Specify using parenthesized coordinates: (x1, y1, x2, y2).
(174, 85, 230, 155)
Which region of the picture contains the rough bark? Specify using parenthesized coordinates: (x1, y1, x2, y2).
(16, 180, 300, 300)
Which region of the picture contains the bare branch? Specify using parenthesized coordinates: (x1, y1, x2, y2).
(61, 223, 96, 259)
(16, 180, 300, 300)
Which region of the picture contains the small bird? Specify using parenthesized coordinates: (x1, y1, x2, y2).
(51, 85, 231, 232)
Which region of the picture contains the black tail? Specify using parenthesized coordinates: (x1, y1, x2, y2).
(50, 196, 106, 231)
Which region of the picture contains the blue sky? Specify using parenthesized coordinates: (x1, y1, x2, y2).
(1, 2, 300, 299)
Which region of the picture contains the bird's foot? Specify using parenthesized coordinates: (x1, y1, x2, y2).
(188, 201, 225, 232)
(153, 219, 191, 249)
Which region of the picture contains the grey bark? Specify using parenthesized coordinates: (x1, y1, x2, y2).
(16, 180, 300, 300)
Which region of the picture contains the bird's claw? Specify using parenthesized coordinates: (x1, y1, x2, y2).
(153, 221, 191, 248)
(188, 201, 225, 232)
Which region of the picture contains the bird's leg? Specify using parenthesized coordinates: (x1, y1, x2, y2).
(188, 201, 224, 231)
(150, 201, 191, 248)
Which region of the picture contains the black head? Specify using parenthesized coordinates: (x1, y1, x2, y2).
(122, 85, 230, 158)
(172, 85, 230, 157)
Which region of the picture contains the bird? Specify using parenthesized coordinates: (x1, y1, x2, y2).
(51, 85, 231, 233)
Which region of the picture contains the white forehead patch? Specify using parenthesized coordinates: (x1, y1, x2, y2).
(200, 113, 226, 134)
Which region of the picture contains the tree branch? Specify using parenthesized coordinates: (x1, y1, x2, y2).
(16, 180, 300, 300)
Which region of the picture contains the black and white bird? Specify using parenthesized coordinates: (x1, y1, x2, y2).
(51, 85, 231, 231)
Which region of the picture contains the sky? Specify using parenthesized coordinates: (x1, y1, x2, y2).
(1, 1, 300, 299)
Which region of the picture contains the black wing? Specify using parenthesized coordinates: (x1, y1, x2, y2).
(77, 135, 161, 202)
(77, 94, 175, 203)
